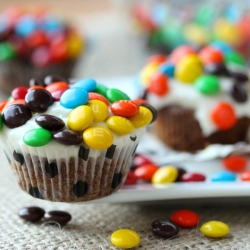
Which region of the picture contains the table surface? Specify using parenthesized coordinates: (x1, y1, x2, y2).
(1, 1, 250, 249)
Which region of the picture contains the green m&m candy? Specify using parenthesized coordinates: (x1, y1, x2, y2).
(224, 50, 245, 66)
(195, 75, 220, 95)
(106, 88, 130, 103)
(23, 128, 52, 147)
(0, 114, 3, 130)
(0, 42, 16, 61)
(95, 84, 109, 98)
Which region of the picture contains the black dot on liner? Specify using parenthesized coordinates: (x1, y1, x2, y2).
(73, 180, 88, 197)
(130, 135, 137, 141)
(13, 151, 24, 166)
(111, 172, 122, 189)
(45, 161, 58, 178)
(78, 146, 89, 161)
(131, 144, 138, 157)
(29, 187, 43, 199)
(105, 144, 116, 159)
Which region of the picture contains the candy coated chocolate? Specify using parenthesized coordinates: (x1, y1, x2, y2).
(151, 219, 179, 239)
(44, 210, 71, 225)
(53, 129, 83, 145)
(44, 75, 69, 85)
(138, 103, 157, 123)
(25, 89, 54, 112)
(29, 78, 46, 87)
(3, 104, 32, 128)
(18, 206, 45, 222)
(230, 83, 248, 103)
(35, 114, 65, 130)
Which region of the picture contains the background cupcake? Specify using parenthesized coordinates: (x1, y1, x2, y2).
(0, 77, 156, 202)
(0, 6, 84, 95)
(138, 43, 250, 153)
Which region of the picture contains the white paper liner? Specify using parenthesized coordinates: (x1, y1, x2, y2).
(137, 131, 250, 165)
(2, 136, 141, 202)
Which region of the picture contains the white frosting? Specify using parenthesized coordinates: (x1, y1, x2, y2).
(0, 102, 146, 159)
(146, 67, 250, 136)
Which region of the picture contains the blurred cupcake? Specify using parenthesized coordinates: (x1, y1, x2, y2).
(0, 6, 84, 95)
(137, 43, 250, 152)
(0, 77, 156, 202)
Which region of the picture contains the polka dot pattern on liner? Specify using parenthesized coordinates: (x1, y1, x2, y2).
(0, 75, 157, 203)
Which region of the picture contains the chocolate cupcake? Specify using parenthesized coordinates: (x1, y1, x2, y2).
(138, 43, 250, 152)
(0, 6, 84, 95)
(0, 77, 156, 202)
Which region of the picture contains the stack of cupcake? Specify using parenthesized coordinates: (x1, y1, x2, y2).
(138, 43, 250, 152)
(0, 6, 84, 95)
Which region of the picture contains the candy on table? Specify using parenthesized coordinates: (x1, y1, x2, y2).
(181, 172, 206, 182)
(18, 206, 45, 222)
(0, 5, 84, 66)
(44, 210, 72, 225)
(210, 171, 237, 182)
(0, 75, 156, 151)
(222, 155, 248, 172)
(151, 219, 179, 239)
(110, 229, 140, 249)
(170, 209, 199, 228)
(151, 165, 178, 184)
(200, 220, 230, 238)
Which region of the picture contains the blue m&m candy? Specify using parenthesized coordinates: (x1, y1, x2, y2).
(72, 78, 97, 92)
(211, 171, 236, 182)
(60, 87, 88, 109)
(158, 63, 175, 77)
(15, 15, 37, 37)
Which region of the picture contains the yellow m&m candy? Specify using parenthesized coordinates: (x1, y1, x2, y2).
(67, 105, 93, 131)
(200, 221, 230, 238)
(110, 229, 140, 249)
(87, 100, 108, 122)
(129, 106, 153, 128)
(152, 166, 178, 184)
(175, 54, 203, 83)
(106, 116, 134, 135)
(83, 126, 113, 150)
(140, 61, 159, 85)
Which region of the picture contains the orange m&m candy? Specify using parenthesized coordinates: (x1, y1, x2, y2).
(222, 155, 248, 172)
(147, 72, 169, 96)
(210, 102, 236, 130)
(199, 46, 224, 64)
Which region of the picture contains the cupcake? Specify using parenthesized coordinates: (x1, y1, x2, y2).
(138, 43, 250, 152)
(0, 6, 84, 95)
(0, 77, 156, 202)
(132, 1, 250, 57)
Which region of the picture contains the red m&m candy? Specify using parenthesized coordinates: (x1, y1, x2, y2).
(88, 92, 109, 106)
(11, 86, 28, 100)
(111, 100, 139, 117)
(147, 72, 169, 97)
(222, 155, 248, 172)
(199, 46, 224, 64)
(134, 163, 159, 182)
(210, 102, 236, 130)
(170, 209, 199, 228)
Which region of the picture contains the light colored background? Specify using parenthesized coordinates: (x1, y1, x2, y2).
(1, 1, 250, 249)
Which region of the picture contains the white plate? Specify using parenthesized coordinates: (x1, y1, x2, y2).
(84, 77, 250, 204)
(88, 158, 250, 203)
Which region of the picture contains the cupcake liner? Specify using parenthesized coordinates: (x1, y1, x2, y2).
(0, 59, 77, 95)
(2, 134, 141, 202)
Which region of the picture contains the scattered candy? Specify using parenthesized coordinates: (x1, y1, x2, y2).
(18, 206, 45, 222)
(44, 210, 72, 225)
(211, 171, 236, 182)
(151, 219, 179, 239)
(134, 163, 159, 182)
(53, 129, 83, 146)
(67, 105, 93, 131)
(83, 126, 113, 150)
(240, 170, 250, 181)
(23, 128, 52, 147)
(200, 221, 230, 238)
(170, 209, 199, 228)
(210, 102, 236, 130)
(25, 89, 54, 112)
(60, 88, 88, 109)
(181, 173, 206, 182)
(129, 106, 153, 128)
(106, 116, 134, 135)
(111, 100, 139, 117)
(35, 115, 65, 130)
(194, 75, 220, 95)
(152, 166, 178, 184)
(3, 104, 32, 128)
(222, 155, 248, 172)
(110, 229, 140, 249)
(106, 88, 130, 103)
